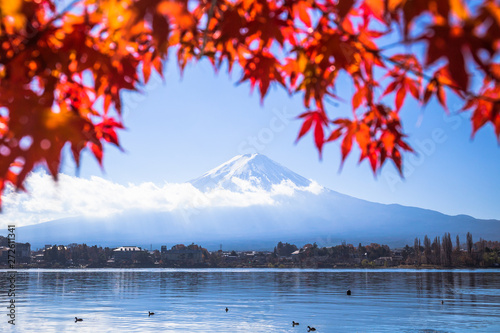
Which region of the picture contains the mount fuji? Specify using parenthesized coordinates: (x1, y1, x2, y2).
(190, 153, 312, 191)
(16, 154, 500, 250)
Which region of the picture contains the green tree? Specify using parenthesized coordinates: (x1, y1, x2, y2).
(467, 232, 474, 259)
(414, 238, 420, 266)
(442, 233, 453, 267)
(424, 235, 432, 264)
(432, 236, 441, 265)
(275, 242, 298, 257)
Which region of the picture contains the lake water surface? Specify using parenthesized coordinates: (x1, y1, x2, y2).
(1, 269, 499, 332)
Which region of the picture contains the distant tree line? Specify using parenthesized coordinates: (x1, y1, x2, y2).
(274, 242, 298, 256)
(3, 231, 499, 268)
(404, 232, 500, 267)
(41, 244, 114, 267)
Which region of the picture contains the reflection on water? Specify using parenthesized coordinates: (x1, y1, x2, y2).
(0, 269, 499, 332)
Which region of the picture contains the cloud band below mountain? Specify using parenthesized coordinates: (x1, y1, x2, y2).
(1, 172, 323, 228)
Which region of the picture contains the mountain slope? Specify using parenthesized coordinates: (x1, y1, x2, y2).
(17, 154, 500, 250)
(18, 194, 500, 250)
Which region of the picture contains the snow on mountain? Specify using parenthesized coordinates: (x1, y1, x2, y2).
(190, 153, 312, 191)
(13, 154, 500, 249)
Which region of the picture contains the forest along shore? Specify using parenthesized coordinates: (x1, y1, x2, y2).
(1, 233, 499, 269)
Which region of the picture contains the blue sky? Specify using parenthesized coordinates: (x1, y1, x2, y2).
(49, 56, 500, 221)
(7, 0, 491, 226)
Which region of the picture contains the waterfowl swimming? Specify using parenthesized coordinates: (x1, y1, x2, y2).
(347, 289, 351, 296)
(148, 311, 155, 316)
(441, 300, 444, 305)
(307, 326, 316, 332)
(225, 307, 229, 312)
(292, 321, 300, 326)
(75, 317, 83, 322)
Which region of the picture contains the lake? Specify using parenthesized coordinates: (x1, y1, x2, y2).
(1, 269, 499, 332)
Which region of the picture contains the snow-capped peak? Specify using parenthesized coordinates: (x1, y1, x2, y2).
(189, 154, 312, 191)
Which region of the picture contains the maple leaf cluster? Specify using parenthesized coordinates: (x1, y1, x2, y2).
(0, 0, 499, 208)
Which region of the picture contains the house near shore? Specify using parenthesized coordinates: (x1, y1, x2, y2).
(0, 244, 32, 265)
(113, 246, 146, 262)
(0, 246, 11, 265)
(374, 256, 402, 266)
(0, 236, 31, 264)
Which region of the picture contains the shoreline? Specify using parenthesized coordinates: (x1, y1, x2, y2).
(2, 264, 498, 270)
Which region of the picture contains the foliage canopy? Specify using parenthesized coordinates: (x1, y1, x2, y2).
(0, 0, 499, 207)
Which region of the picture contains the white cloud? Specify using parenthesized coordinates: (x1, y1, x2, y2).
(0, 171, 323, 228)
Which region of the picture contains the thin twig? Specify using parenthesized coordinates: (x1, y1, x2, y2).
(199, 0, 218, 59)
(47, 0, 84, 27)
